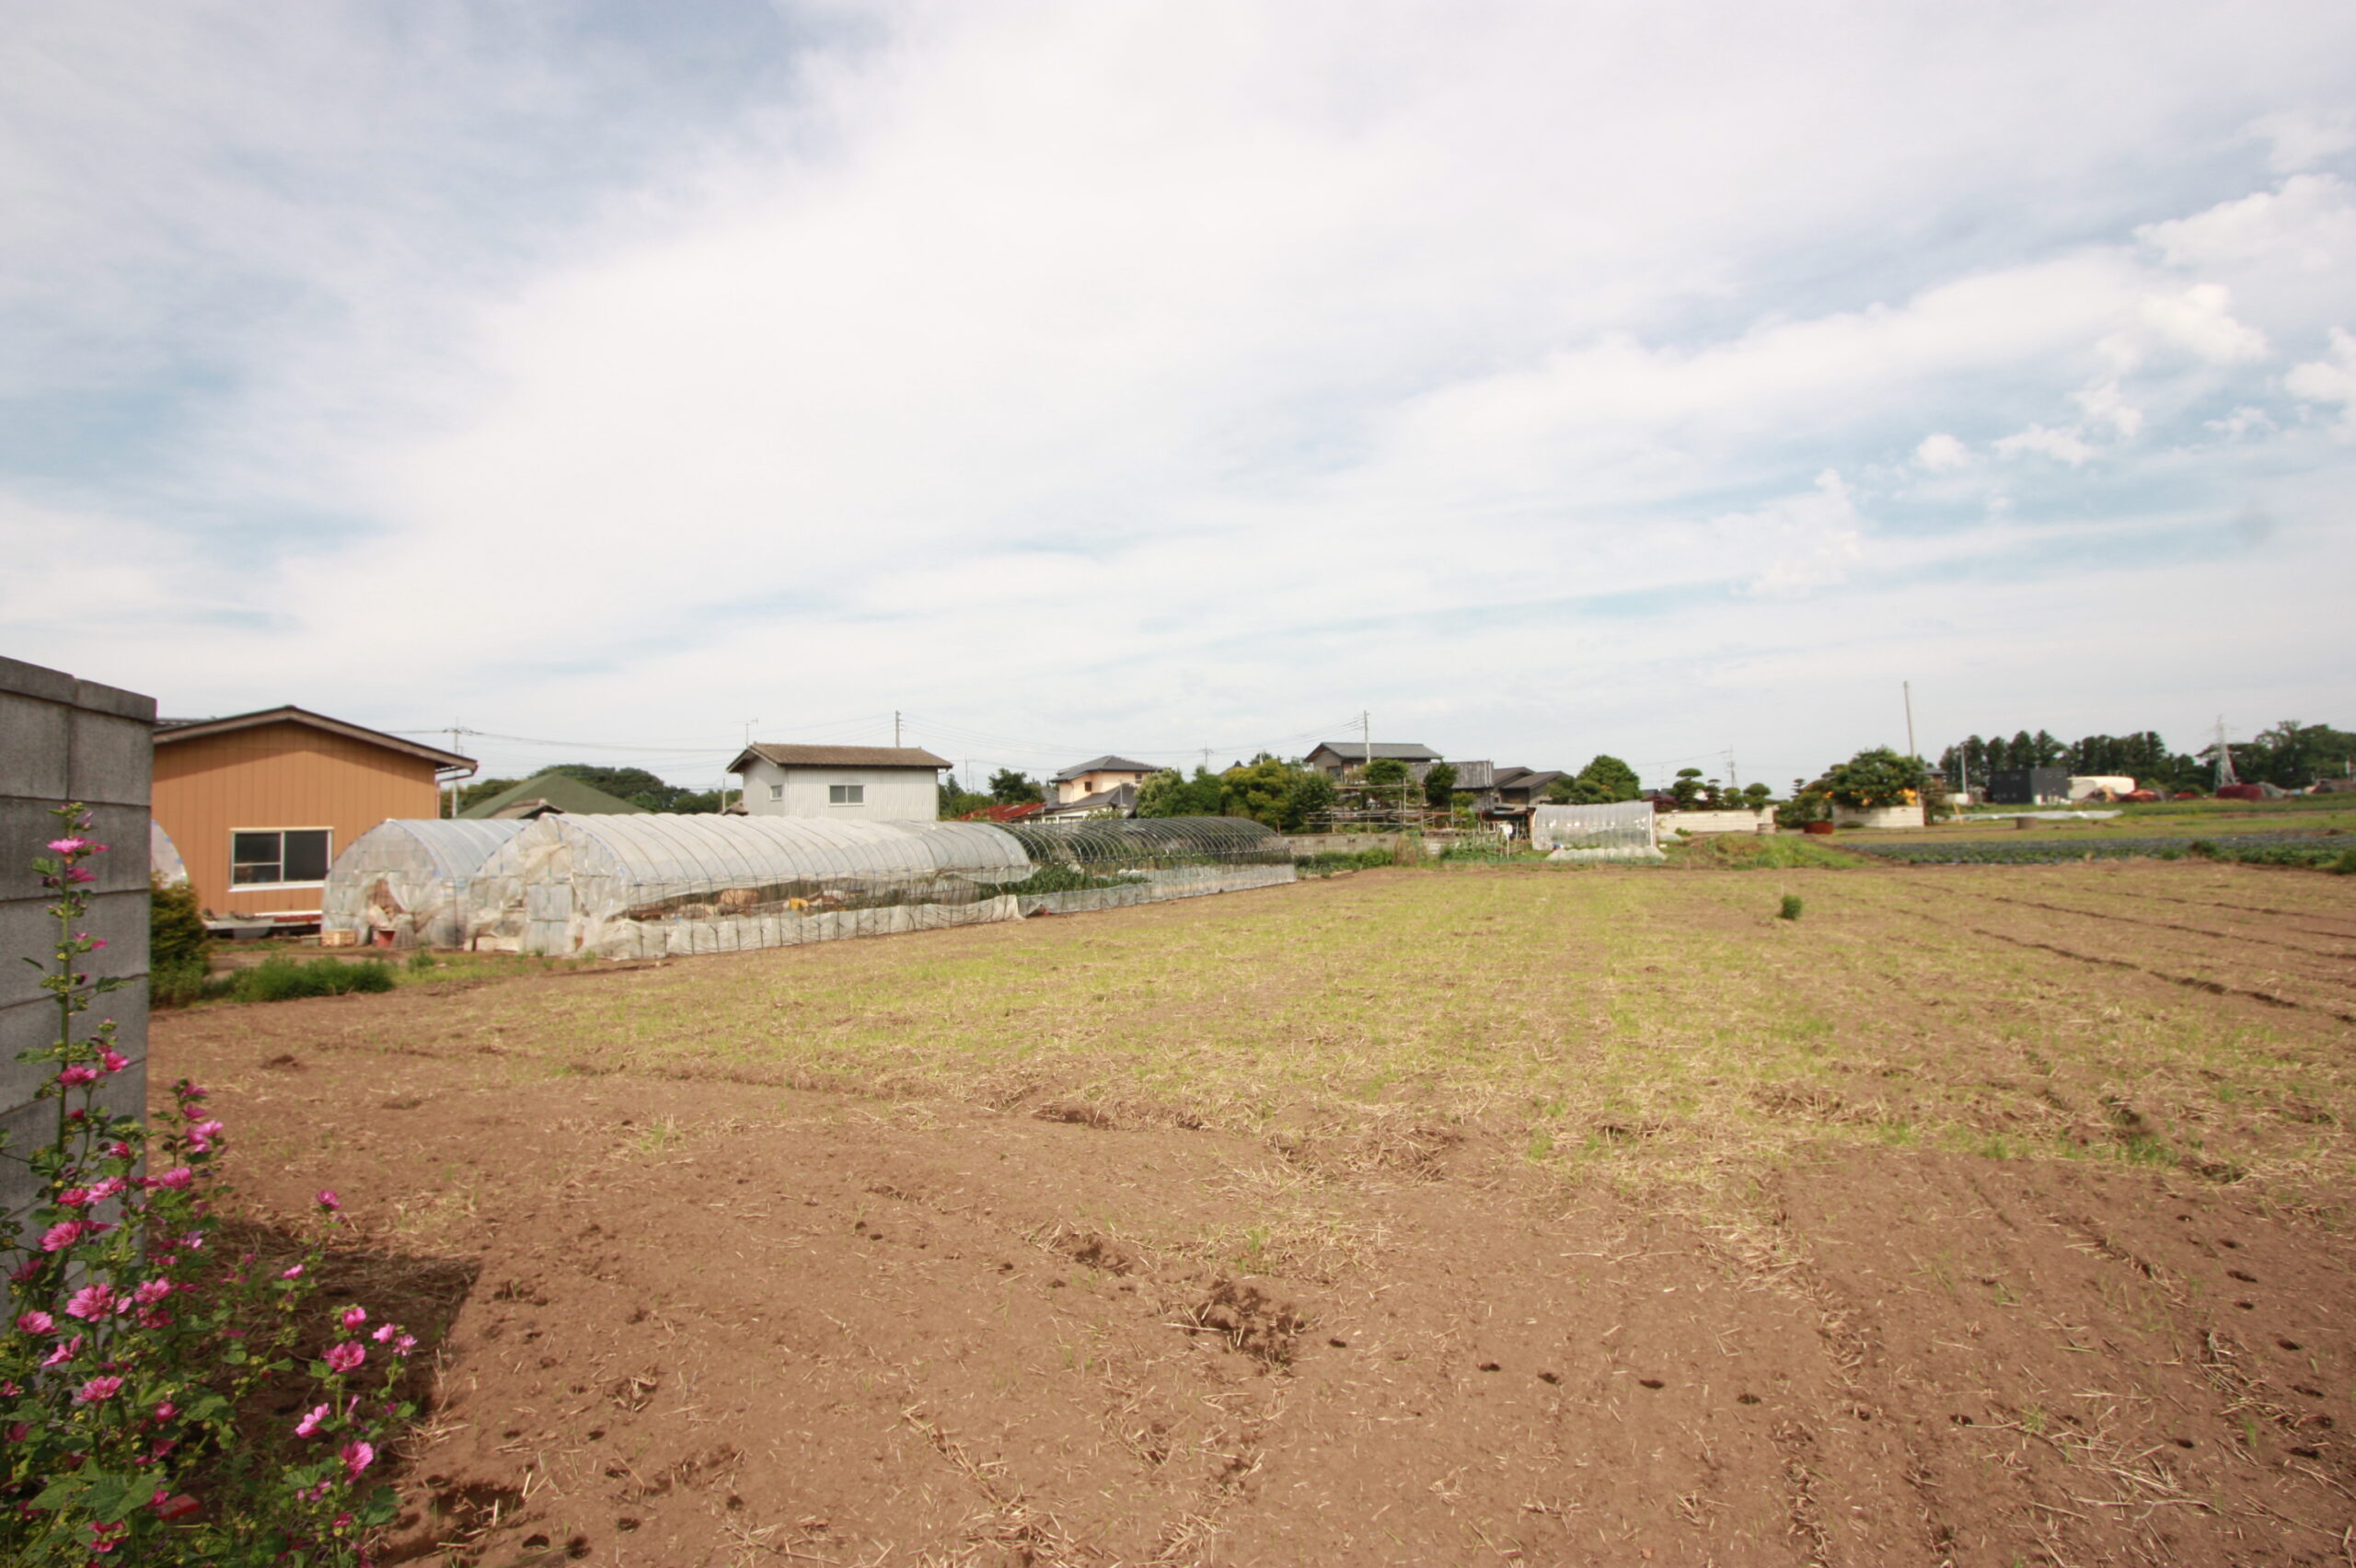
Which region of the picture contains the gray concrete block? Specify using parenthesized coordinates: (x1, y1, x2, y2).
(81, 805, 153, 895)
(0, 690, 71, 800)
(70, 676, 156, 724)
(68, 709, 153, 807)
(0, 901, 55, 1011)
(0, 656, 75, 706)
(80, 890, 149, 982)
(0, 796, 72, 897)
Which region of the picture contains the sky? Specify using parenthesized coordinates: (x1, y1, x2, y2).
(6, 0, 2354, 795)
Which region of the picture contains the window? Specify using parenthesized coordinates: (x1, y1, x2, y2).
(230, 829, 331, 887)
(827, 784, 865, 805)
(769, 783, 784, 801)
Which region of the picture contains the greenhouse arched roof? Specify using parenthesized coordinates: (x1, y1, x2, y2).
(995, 815, 1288, 866)
(334, 818, 526, 882)
(508, 813, 1033, 886)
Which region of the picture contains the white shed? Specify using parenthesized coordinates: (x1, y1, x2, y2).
(728, 744, 948, 821)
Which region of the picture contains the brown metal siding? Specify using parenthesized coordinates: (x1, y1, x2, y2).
(153, 721, 442, 915)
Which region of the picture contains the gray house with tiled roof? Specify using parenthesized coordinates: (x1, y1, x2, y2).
(1050, 755, 1160, 805)
(1303, 741, 1442, 779)
(727, 744, 950, 821)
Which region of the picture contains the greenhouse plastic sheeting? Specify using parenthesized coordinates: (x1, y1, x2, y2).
(321, 819, 527, 949)
(1531, 801, 1662, 860)
(471, 814, 1035, 958)
(150, 821, 188, 888)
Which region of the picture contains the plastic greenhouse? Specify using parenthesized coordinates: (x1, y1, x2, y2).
(470, 814, 1035, 958)
(460, 813, 1297, 958)
(1530, 801, 1662, 861)
(993, 817, 1295, 913)
(321, 819, 528, 949)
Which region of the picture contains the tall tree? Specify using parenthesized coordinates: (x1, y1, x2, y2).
(988, 768, 1043, 805)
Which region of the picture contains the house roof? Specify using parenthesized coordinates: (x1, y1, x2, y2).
(1305, 741, 1442, 763)
(729, 744, 952, 774)
(153, 705, 474, 771)
(1052, 755, 1161, 782)
(1039, 782, 1138, 817)
(458, 772, 653, 819)
(958, 801, 1046, 822)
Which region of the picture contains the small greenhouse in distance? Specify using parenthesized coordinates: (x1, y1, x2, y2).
(321, 819, 528, 948)
(993, 816, 1295, 913)
(470, 814, 1035, 958)
(1531, 801, 1662, 861)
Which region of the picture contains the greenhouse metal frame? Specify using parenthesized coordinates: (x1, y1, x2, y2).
(321, 819, 528, 949)
(1530, 801, 1662, 861)
(992, 816, 1295, 914)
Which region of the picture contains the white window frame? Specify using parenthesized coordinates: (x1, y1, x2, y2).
(768, 783, 784, 801)
(827, 783, 865, 805)
(229, 826, 334, 891)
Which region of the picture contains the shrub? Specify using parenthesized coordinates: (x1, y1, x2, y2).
(149, 877, 210, 971)
(4, 807, 416, 1565)
(1779, 894, 1804, 921)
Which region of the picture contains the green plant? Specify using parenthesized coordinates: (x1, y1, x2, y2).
(230, 957, 397, 1004)
(404, 950, 437, 974)
(1778, 894, 1804, 921)
(4, 808, 417, 1564)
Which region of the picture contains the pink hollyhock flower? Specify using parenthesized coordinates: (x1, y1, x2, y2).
(395, 1333, 418, 1355)
(341, 1440, 375, 1478)
(294, 1403, 329, 1437)
(64, 1285, 117, 1320)
(133, 1278, 171, 1305)
(108, 1140, 133, 1158)
(75, 1375, 123, 1403)
(152, 1401, 177, 1421)
(316, 1190, 341, 1212)
(371, 1322, 398, 1343)
(87, 938, 110, 952)
(150, 1167, 193, 1190)
(179, 1083, 208, 1101)
(42, 1335, 85, 1366)
(87, 1176, 125, 1202)
(56, 1066, 98, 1088)
(189, 1120, 225, 1143)
(47, 837, 87, 855)
(151, 1493, 201, 1522)
(64, 866, 95, 884)
(40, 1219, 87, 1251)
(324, 1342, 364, 1374)
(98, 1050, 128, 1073)
(281, 1264, 305, 1279)
(16, 1311, 53, 1334)
(56, 1187, 90, 1208)
(11, 1257, 42, 1283)
(5, 1424, 26, 1442)
(341, 1306, 367, 1330)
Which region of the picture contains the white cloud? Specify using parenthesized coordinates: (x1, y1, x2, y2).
(1915, 432, 1970, 471)
(2287, 327, 2356, 433)
(2206, 405, 2277, 440)
(2136, 284, 2269, 363)
(2248, 108, 2356, 173)
(1994, 424, 2097, 466)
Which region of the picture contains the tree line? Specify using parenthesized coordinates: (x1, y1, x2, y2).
(1936, 721, 2355, 792)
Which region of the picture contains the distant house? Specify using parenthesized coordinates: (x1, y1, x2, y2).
(1039, 781, 1139, 819)
(1303, 742, 1442, 779)
(729, 744, 949, 821)
(959, 801, 1046, 823)
(152, 706, 473, 918)
(1457, 766, 1567, 833)
(458, 772, 652, 820)
(1051, 755, 1159, 805)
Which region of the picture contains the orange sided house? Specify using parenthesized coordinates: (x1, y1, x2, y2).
(151, 707, 474, 930)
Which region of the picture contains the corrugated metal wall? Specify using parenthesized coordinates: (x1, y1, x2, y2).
(153, 721, 441, 915)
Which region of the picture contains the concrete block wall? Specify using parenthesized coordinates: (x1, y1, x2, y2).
(0, 657, 154, 1231)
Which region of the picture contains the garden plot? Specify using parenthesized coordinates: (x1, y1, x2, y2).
(153, 861, 2356, 1567)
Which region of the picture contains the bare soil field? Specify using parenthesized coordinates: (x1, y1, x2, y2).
(154, 861, 2356, 1566)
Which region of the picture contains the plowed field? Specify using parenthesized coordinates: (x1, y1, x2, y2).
(154, 860, 2356, 1566)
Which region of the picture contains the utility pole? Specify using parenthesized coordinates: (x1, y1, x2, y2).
(1361, 710, 1372, 773)
(894, 710, 902, 748)
(2215, 717, 2238, 788)
(1902, 681, 1918, 760)
(445, 723, 465, 817)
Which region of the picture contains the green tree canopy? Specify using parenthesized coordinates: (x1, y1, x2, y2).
(1137, 767, 1225, 817)
(988, 768, 1043, 805)
(1822, 747, 1928, 809)
(1362, 756, 1411, 787)
(1219, 758, 1328, 831)
(1572, 754, 1641, 802)
(1422, 761, 1458, 807)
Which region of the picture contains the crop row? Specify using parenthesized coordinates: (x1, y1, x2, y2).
(1848, 833, 2353, 870)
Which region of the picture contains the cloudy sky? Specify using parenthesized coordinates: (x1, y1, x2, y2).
(6, 1, 2353, 793)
